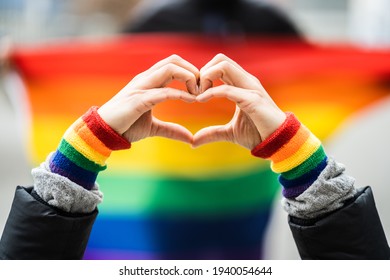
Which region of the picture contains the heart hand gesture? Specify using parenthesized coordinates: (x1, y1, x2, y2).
(98, 53, 286, 150)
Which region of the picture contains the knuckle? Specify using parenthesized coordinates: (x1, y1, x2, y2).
(218, 60, 231, 71)
(163, 63, 178, 74)
(249, 89, 260, 96)
(255, 89, 268, 100)
(160, 87, 169, 93)
(159, 87, 171, 96)
(133, 89, 146, 96)
(215, 53, 227, 61)
(220, 84, 231, 92)
(168, 54, 182, 62)
(122, 90, 142, 101)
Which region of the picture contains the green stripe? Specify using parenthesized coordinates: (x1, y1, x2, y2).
(281, 145, 326, 180)
(58, 139, 106, 172)
(97, 168, 279, 216)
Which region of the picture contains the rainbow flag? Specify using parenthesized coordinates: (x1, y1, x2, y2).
(10, 34, 390, 259)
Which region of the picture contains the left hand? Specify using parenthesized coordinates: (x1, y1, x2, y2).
(98, 55, 199, 144)
(193, 54, 286, 150)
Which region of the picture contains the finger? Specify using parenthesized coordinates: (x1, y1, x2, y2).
(151, 63, 198, 94)
(143, 87, 196, 105)
(100, 87, 196, 135)
(201, 53, 245, 73)
(200, 54, 242, 93)
(196, 85, 268, 123)
(197, 84, 278, 116)
(102, 87, 195, 131)
(131, 87, 196, 120)
(197, 85, 286, 143)
(148, 54, 199, 77)
(196, 85, 254, 107)
(133, 54, 199, 90)
(192, 125, 232, 148)
(200, 60, 259, 92)
(138, 63, 199, 95)
(151, 117, 193, 144)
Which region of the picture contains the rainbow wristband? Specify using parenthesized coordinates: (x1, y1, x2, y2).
(49, 106, 131, 190)
(251, 113, 327, 198)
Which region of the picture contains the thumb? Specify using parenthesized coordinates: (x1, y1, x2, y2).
(151, 118, 193, 144)
(192, 125, 232, 148)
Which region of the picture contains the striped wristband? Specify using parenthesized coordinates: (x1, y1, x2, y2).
(49, 106, 131, 190)
(251, 112, 327, 198)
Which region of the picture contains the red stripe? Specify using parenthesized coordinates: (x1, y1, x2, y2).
(251, 112, 301, 158)
(82, 106, 131, 150)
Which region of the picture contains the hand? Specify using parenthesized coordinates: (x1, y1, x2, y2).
(194, 54, 286, 150)
(97, 55, 199, 143)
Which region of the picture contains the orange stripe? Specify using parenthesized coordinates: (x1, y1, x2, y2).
(270, 126, 310, 163)
(271, 134, 321, 173)
(64, 128, 108, 165)
(72, 119, 112, 157)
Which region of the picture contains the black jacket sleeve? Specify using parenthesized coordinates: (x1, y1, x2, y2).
(289, 186, 390, 259)
(0, 186, 98, 260)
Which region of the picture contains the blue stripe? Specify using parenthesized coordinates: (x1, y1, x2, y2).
(278, 156, 328, 188)
(50, 150, 98, 189)
(87, 207, 272, 254)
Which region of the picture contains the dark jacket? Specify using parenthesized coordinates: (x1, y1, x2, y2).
(289, 187, 390, 259)
(0, 186, 389, 259)
(0, 186, 97, 260)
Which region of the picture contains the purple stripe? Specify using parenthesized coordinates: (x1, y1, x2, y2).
(83, 247, 263, 260)
(83, 249, 156, 260)
(282, 183, 312, 198)
(50, 154, 97, 190)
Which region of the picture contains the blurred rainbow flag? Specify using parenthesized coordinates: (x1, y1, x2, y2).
(10, 34, 390, 259)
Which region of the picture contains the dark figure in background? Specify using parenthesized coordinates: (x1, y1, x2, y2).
(124, 0, 301, 37)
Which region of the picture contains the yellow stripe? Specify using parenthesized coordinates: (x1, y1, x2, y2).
(73, 119, 112, 157)
(108, 138, 268, 178)
(64, 127, 108, 166)
(271, 133, 321, 173)
(31, 116, 268, 178)
(269, 125, 310, 163)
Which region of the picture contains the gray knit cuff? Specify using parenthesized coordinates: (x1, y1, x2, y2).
(282, 157, 357, 219)
(31, 153, 103, 214)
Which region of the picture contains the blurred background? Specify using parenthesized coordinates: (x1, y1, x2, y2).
(1, 0, 389, 45)
(1, 0, 389, 259)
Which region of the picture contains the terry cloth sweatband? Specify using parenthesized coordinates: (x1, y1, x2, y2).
(49, 106, 131, 190)
(251, 112, 327, 198)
